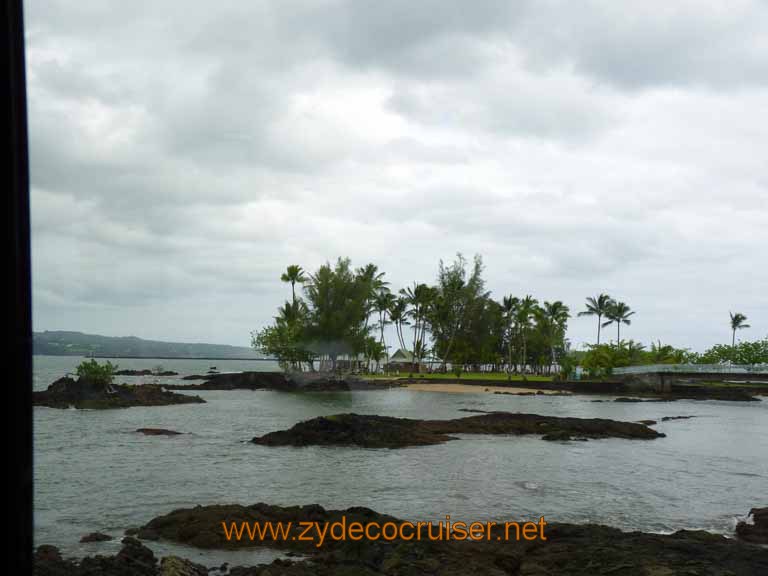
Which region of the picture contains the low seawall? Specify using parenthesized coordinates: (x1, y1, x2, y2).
(619, 371, 768, 393)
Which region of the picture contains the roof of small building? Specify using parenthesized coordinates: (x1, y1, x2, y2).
(389, 348, 414, 362)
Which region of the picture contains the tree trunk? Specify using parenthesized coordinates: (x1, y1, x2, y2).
(410, 311, 420, 376)
(521, 333, 527, 375)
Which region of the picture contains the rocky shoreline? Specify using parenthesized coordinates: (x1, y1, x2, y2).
(250, 411, 664, 448)
(33, 376, 205, 409)
(163, 371, 764, 400)
(35, 503, 768, 575)
(736, 507, 768, 544)
(114, 369, 179, 376)
(164, 372, 393, 392)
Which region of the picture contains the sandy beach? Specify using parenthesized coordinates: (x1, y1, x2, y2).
(403, 383, 569, 395)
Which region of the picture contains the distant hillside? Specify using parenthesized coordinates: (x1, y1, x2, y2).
(33, 331, 265, 359)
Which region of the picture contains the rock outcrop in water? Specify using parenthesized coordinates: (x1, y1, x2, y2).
(137, 503, 401, 550)
(100, 503, 768, 575)
(34, 503, 768, 575)
(736, 507, 768, 544)
(79, 532, 113, 543)
(33, 377, 205, 409)
(114, 369, 179, 376)
(136, 428, 183, 436)
(250, 412, 664, 448)
(166, 372, 386, 392)
(34, 537, 208, 576)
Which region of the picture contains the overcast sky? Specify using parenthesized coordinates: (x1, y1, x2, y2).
(25, 0, 767, 351)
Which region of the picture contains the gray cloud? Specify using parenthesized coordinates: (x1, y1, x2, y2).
(25, 0, 768, 349)
(515, 1, 768, 90)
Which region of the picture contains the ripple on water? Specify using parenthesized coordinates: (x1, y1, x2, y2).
(33, 356, 768, 561)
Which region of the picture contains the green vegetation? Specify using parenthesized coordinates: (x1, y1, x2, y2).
(253, 258, 382, 371)
(689, 338, 768, 365)
(603, 301, 635, 344)
(281, 264, 307, 306)
(729, 312, 750, 346)
(577, 293, 613, 345)
(573, 337, 768, 377)
(253, 254, 571, 375)
(75, 359, 117, 385)
(254, 255, 764, 378)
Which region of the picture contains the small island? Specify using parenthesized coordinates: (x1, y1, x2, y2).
(33, 360, 204, 409)
(251, 411, 664, 448)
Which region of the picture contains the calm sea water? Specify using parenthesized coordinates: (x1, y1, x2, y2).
(33, 355, 768, 566)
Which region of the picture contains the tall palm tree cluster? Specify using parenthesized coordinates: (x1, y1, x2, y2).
(253, 255, 573, 375)
(577, 293, 636, 346)
(256, 261, 760, 374)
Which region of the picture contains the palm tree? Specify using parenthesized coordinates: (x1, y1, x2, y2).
(501, 295, 520, 379)
(276, 300, 305, 327)
(729, 312, 750, 347)
(577, 294, 613, 345)
(540, 301, 570, 369)
(388, 297, 410, 353)
(373, 290, 396, 363)
(516, 295, 539, 374)
(602, 301, 635, 347)
(400, 283, 434, 373)
(280, 265, 307, 305)
(357, 263, 388, 328)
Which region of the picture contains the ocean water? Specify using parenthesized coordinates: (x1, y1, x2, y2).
(33, 355, 768, 567)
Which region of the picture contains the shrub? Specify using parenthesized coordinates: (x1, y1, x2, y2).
(693, 338, 768, 365)
(76, 359, 117, 385)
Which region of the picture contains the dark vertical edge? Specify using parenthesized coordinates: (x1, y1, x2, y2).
(4, 0, 33, 572)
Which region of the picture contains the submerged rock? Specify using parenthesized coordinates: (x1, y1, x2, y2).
(136, 428, 183, 436)
(736, 507, 768, 544)
(614, 397, 664, 403)
(33, 376, 205, 409)
(251, 411, 664, 449)
(80, 531, 113, 543)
